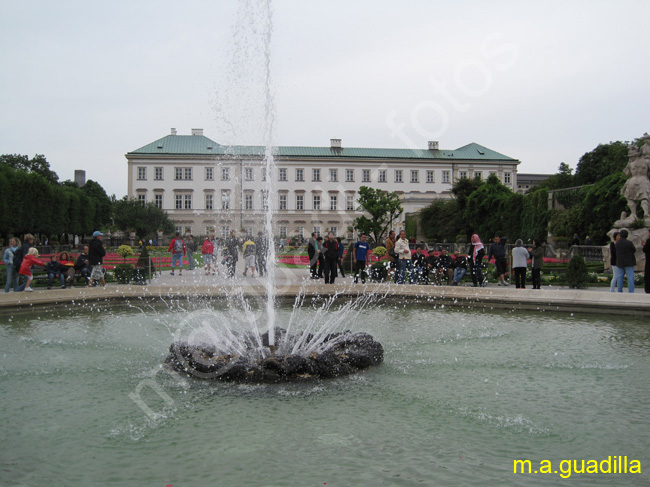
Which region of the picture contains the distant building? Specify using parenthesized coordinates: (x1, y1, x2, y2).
(516, 173, 550, 193)
(126, 128, 520, 239)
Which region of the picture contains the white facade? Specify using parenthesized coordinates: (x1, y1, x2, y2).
(126, 129, 520, 239)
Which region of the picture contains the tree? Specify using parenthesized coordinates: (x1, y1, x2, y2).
(581, 172, 627, 244)
(520, 189, 549, 243)
(573, 142, 628, 186)
(464, 174, 522, 239)
(451, 176, 483, 238)
(0, 154, 59, 184)
(353, 186, 403, 244)
(537, 162, 575, 191)
(419, 199, 463, 242)
(112, 197, 174, 240)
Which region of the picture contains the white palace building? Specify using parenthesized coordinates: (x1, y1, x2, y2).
(126, 128, 520, 239)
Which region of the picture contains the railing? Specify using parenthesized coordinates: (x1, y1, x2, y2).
(567, 245, 604, 262)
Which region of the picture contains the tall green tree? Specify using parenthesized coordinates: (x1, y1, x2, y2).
(464, 174, 522, 239)
(537, 162, 575, 191)
(0, 154, 59, 184)
(419, 199, 463, 242)
(353, 186, 403, 244)
(573, 142, 628, 186)
(112, 197, 174, 240)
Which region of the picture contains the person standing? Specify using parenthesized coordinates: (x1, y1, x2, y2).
(394, 230, 413, 284)
(307, 232, 320, 279)
(14, 233, 34, 292)
(317, 236, 325, 278)
(3, 237, 20, 293)
(168, 232, 186, 276)
(255, 232, 268, 277)
(202, 236, 214, 275)
(18, 248, 44, 292)
(488, 235, 509, 286)
(615, 229, 636, 293)
(511, 239, 530, 289)
(385, 230, 396, 281)
(88, 231, 106, 287)
(336, 237, 346, 278)
(528, 239, 544, 290)
(642, 229, 650, 294)
(186, 235, 197, 271)
(609, 232, 621, 292)
(469, 234, 486, 287)
(242, 237, 257, 277)
(225, 231, 239, 277)
(353, 233, 370, 284)
(322, 232, 339, 284)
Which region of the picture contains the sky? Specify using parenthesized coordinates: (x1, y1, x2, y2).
(1, 0, 649, 198)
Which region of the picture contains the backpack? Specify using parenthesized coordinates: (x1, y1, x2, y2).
(244, 242, 256, 256)
(174, 239, 184, 253)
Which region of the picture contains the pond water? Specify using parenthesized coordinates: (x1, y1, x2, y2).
(1, 299, 649, 486)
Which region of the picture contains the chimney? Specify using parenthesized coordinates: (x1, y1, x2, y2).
(330, 138, 341, 149)
(191, 128, 204, 136)
(171, 128, 177, 135)
(428, 141, 439, 150)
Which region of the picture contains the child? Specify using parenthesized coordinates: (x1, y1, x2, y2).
(19, 248, 44, 292)
(46, 254, 66, 289)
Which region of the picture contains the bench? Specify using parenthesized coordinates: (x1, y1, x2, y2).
(30, 265, 87, 287)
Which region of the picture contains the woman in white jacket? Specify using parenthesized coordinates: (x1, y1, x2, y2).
(394, 230, 413, 284)
(511, 239, 530, 289)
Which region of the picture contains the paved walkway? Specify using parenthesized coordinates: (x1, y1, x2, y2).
(1, 262, 648, 316)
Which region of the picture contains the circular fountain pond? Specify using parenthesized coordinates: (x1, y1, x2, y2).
(2, 300, 649, 486)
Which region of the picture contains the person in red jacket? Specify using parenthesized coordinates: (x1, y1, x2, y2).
(201, 236, 214, 275)
(167, 232, 186, 276)
(19, 247, 45, 292)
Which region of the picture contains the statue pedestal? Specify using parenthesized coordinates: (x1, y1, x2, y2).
(607, 227, 648, 272)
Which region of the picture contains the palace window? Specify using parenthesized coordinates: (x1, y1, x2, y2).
(221, 167, 230, 181)
(378, 170, 387, 183)
(313, 194, 321, 210)
(346, 169, 354, 182)
(137, 167, 146, 180)
(245, 167, 254, 181)
(410, 170, 419, 183)
(296, 194, 304, 210)
(154, 194, 163, 209)
(330, 168, 338, 182)
(426, 170, 435, 183)
(442, 171, 450, 183)
(362, 169, 371, 182)
(154, 167, 163, 180)
(312, 168, 321, 182)
(279, 194, 287, 210)
(205, 167, 213, 181)
(296, 168, 304, 182)
(330, 195, 337, 211)
(279, 168, 287, 181)
(346, 194, 355, 211)
(245, 194, 253, 210)
(205, 194, 213, 210)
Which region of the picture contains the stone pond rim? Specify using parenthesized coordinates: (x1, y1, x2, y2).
(164, 329, 384, 383)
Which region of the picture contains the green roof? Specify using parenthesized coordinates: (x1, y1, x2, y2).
(128, 135, 517, 161)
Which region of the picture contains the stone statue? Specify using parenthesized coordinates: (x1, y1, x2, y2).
(615, 133, 650, 227)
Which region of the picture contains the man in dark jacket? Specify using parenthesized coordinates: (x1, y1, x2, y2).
(412, 246, 428, 284)
(643, 229, 650, 294)
(75, 245, 91, 285)
(615, 229, 636, 293)
(488, 235, 508, 286)
(307, 232, 320, 279)
(437, 248, 454, 285)
(322, 232, 338, 284)
(88, 231, 106, 287)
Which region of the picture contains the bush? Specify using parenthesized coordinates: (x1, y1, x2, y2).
(136, 246, 151, 278)
(369, 263, 388, 282)
(372, 246, 387, 258)
(114, 263, 133, 284)
(566, 255, 588, 289)
(117, 245, 134, 263)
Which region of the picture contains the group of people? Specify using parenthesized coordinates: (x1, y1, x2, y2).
(307, 232, 348, 284)
(609, 228, 650, 293)
(3, 231, 107, 292)
(167, 231, 269, 279)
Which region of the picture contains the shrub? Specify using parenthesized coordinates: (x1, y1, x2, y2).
(114, 263, 133, 284)
(136, 246, 151, 278)
(117, 245, 134, 263)
(566, 255, 588, 289)
(372, 246, 387, 258)
(369, 263, 388, 282)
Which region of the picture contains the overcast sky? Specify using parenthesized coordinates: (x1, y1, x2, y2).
(1, 0, 649, 197)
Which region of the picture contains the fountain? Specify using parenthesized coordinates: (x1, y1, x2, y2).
(163, 0, 384, 382)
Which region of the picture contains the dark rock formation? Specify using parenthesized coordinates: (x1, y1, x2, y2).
(164, 329, 383, 383)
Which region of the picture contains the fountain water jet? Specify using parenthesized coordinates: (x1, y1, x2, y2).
(165, 0, 384, 381)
